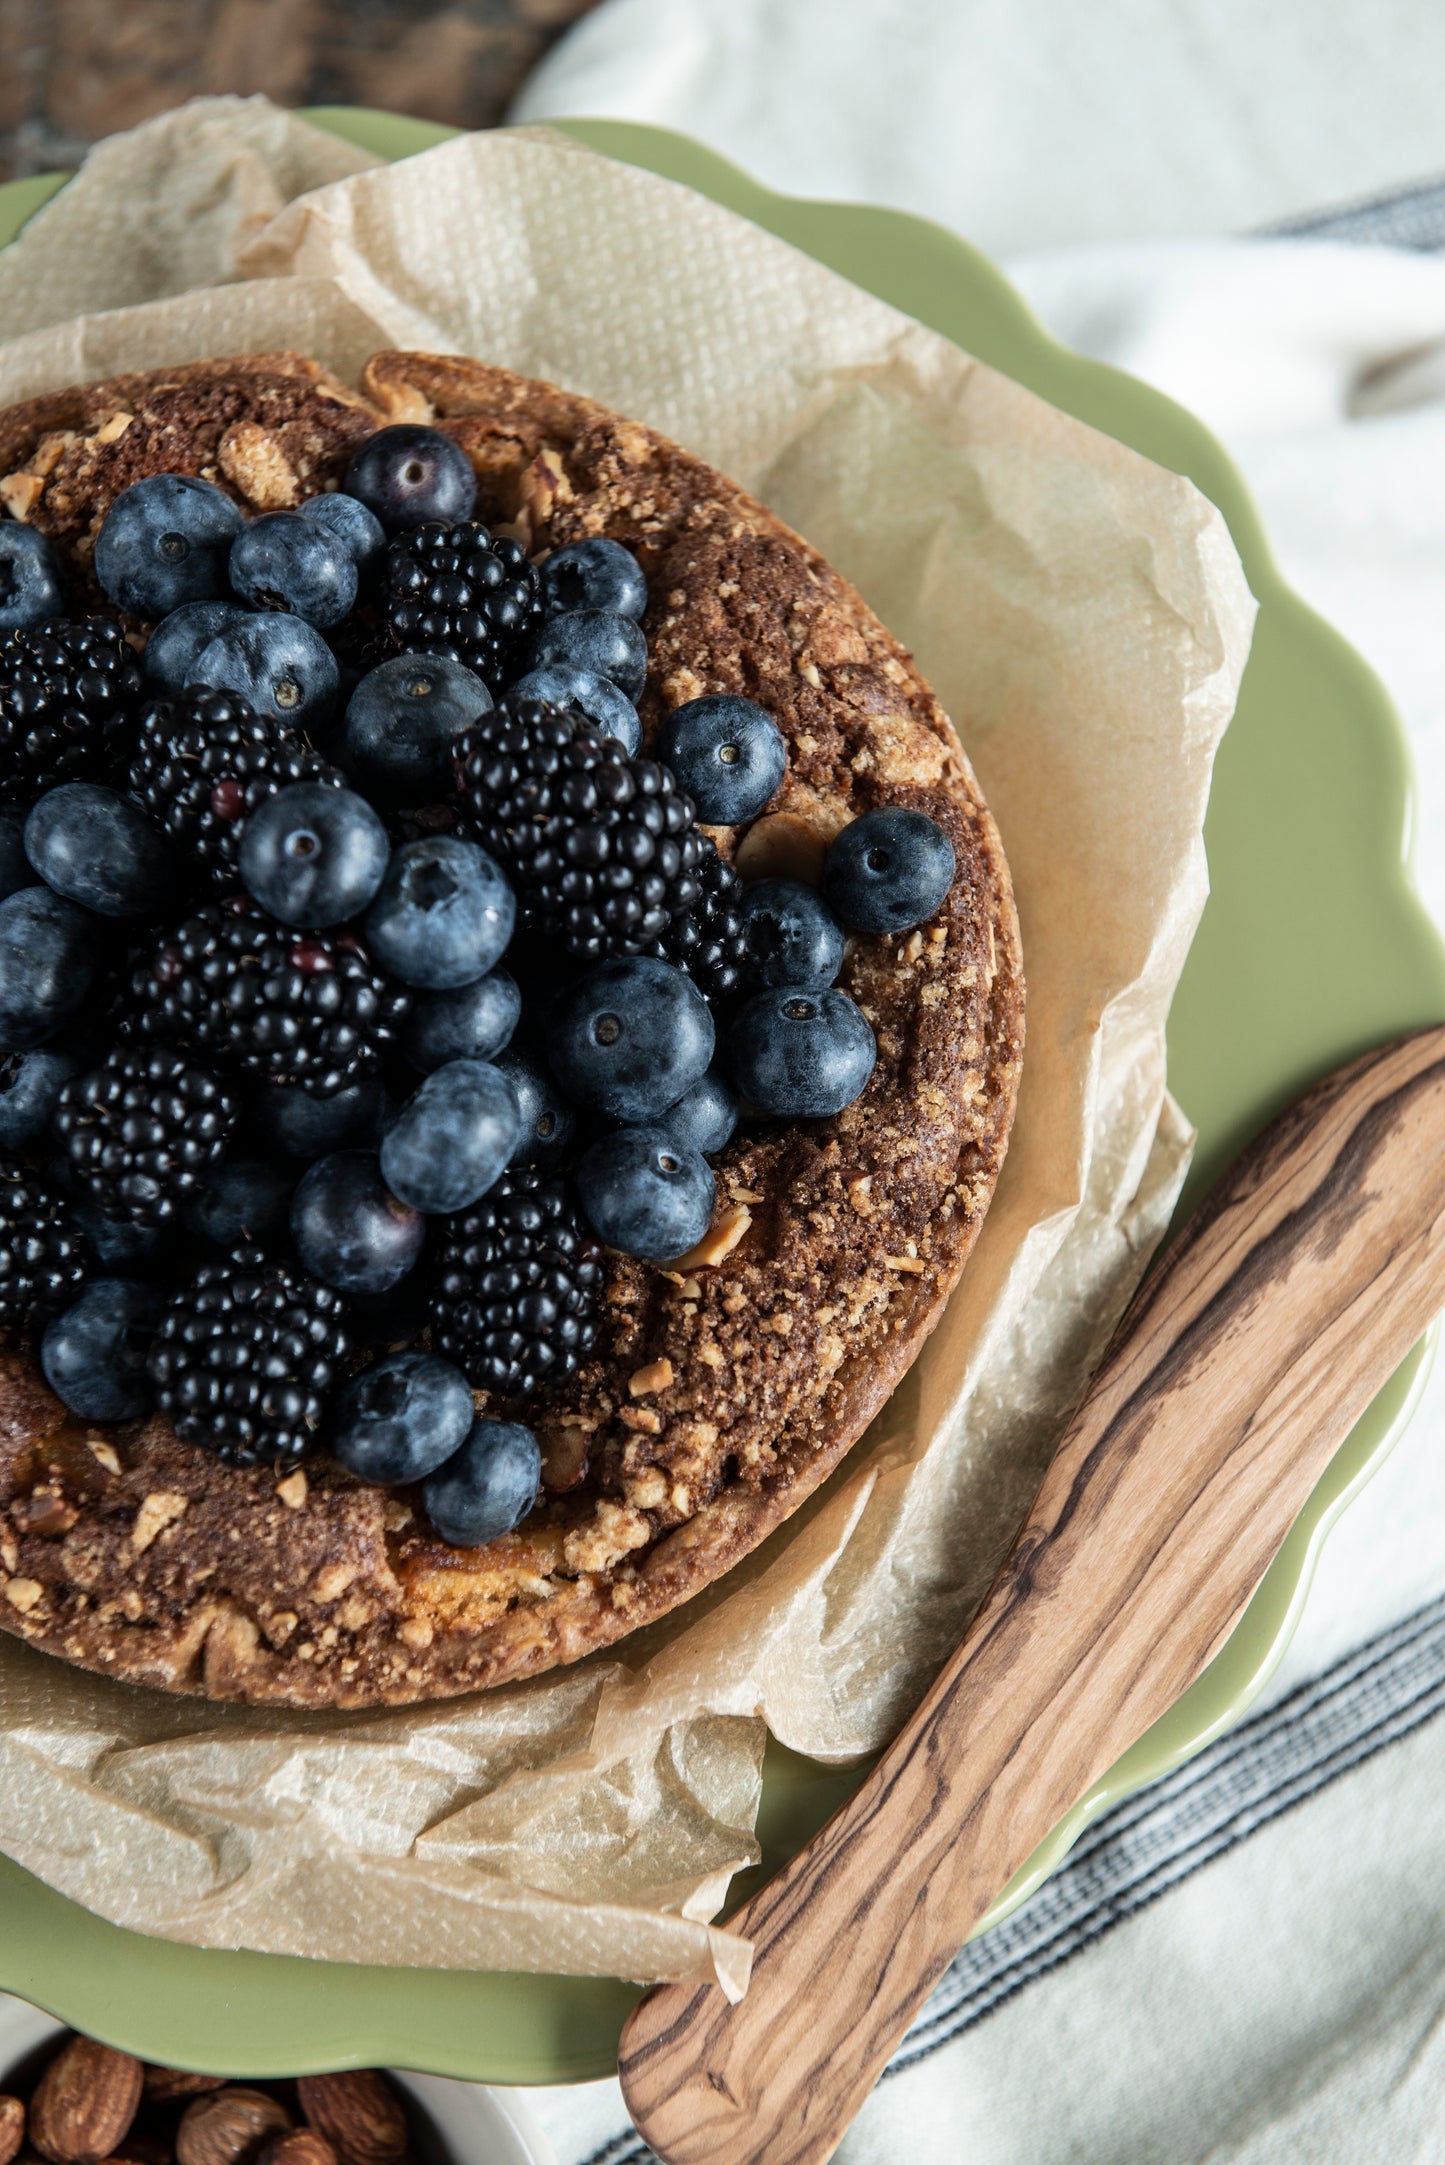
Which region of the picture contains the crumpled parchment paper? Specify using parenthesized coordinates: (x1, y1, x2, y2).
(0, 99, 1255, 1997)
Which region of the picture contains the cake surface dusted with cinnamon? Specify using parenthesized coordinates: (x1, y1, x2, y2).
(0, 350, 1022, 1707)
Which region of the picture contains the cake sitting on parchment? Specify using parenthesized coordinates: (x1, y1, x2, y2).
(0, 349, 1022, 1708)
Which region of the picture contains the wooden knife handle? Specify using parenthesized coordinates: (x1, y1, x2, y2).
(618, 1025, 1445, 2165)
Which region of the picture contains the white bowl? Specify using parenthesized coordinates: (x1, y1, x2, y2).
(0, 1997, 556, 2165)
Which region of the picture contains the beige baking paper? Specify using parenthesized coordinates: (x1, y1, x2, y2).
(0, 100, 1255, 1998)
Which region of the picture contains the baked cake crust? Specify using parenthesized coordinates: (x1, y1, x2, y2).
(0, 350, 1024, 1707)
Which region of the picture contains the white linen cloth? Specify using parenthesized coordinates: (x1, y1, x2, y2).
(512, 0, 1445, 257)
(502, 5, 1445, 2160)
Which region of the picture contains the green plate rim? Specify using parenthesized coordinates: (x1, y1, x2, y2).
(0, 108, 1440, 2086)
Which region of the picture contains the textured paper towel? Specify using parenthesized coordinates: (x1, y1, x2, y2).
(0, 102, 1254, 1992)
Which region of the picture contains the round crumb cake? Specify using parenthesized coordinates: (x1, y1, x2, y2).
(0, 350, 1023, 1708)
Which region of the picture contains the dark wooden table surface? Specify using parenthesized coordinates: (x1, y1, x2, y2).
(0, 0, 602, 183)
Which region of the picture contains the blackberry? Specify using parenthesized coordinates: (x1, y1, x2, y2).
(0, 1162, 87, 1338)
(128, 688, 338, 889)
(430, 1166, 603, 1398)
(383, 521, 542, 691)
(0, 617, 144, 801)
(55, 1045, 238, 1222)
(148, 1248, 351, 1465)
(133, 899, 410, 1095)
(455, 695, 707, 964)
(647, 836, 748, 1000)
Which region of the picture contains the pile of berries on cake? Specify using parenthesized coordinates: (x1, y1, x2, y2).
(0, 424, 956, 1549)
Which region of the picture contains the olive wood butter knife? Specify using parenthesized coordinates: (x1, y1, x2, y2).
(618, 1024, 1445, 2164)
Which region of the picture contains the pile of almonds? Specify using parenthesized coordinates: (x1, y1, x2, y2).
(0, 2037, 414, 2165)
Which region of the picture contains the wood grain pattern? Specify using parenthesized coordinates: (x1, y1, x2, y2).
(618, 1025, 1445, 2165)
(0, 0, 601, 185)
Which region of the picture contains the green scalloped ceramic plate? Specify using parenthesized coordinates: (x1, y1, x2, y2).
(0, 110, 1442, 2088)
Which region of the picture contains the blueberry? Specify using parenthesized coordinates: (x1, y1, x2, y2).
(365, 837, 515, 990)
(0, 811, 29, 903)
(344, 425, 477, 532)
(0, 888, 97, 1052)
(94, 474, 244, 620)
(739, 878, 845, 990)
(496, 1044, 579, 1167)
(228, 511, 358, 630)
(40, 1279, 162, 1420)
(0, 1044, 83, 1150)
(0, 524, 66, 634)
(66, 1190, 171, 1272)
(729, 987, 876, 1117)
(345, 653, 493, 804)
(183, 1156, 294, 1248)
(291, 1149, 425, 1294)
(578, 1126, 715, 1262)
(252, 1074, 386, 1159)
(299, 491, 387, 574)
(823, 807, 956, 935)
(547, 955, 714, 1124)
(332, 1350, 475, 1486)
(187, 611, 340, 732)
(508, 665, 640, 755)
(540, 537, 647, 621)
(402, 968, 520, 1073)
(25, 783, 175, 919)
(660, 695, 786, 825)
(239, 781, 389, 929)
(530, 609, 647, 702)
(380, 1058, 521, 1214)
(659, 1068, 738, 1157)
(143, 599, 251, 692)
(422, 1416, 542, 1547)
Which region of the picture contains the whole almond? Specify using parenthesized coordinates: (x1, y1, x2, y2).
(176, 2092, 291, 2165)
(258, 2134, 335, 2165)
(0, 2098, 24, 2165)
(30, 2041, 143, 2165)
(295, 2077, 406, 2165)
(142, 2072, 227, 2105)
